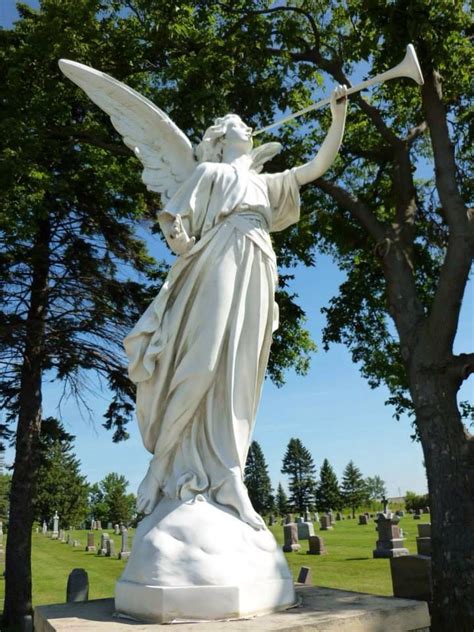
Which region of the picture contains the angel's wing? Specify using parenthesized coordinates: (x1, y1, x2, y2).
(58, 59, 196, 204)
(250, 142, 282, 173)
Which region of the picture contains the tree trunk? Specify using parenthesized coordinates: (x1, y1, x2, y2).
(3, 219, 50, 628)
(410, 364, 474, 632)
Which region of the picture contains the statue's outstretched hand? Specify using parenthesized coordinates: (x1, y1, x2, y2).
(330, 84, 348, 120)
(167, 214, 196, 255)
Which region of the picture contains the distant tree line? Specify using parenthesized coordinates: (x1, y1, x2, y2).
(5, 417, 137, 530)
(245, 437, 390, 517)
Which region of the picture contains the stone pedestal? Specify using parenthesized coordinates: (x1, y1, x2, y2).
(34, 586, 431, 631)
(373, 516, 409, 559)
(115, 496, 294, 622)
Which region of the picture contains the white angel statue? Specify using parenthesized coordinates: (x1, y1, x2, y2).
(59, 60, 347, 531)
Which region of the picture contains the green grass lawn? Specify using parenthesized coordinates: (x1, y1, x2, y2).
(0, 514, 430, 608)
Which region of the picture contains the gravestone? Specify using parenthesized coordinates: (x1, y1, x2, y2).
(107, 522, 113, 530)
(66, 568, 89, 603)
(416, 523, 431, 556)
(119, 528, 131, 560)
(313, 512, 319, 523)
(85, 532, 96, 553)
(328, 511, 335, 525)
(320, 515, 332, 530)
(99, 533, 110, 555)
(90, 519, 96, 530)
(358, 514, 369, 525)
(390, 555, 432, 603)
(373, 515, 409, 558)
(58, 529, 64, 542)
(42, 521, 47, 534)
(282, 524, 300, 552)
(114, 524, 120, 535)
(96, 520, 102, 530)
(424, 506, 430, 514)
(307, 535, 326, 555)
(304, 508, 310, 522)
(296, 566, 312, 585)
(73, 540, 80, 547)
(66, 534, 71, 545)
(52, 512, 59, 539)
(284, 514, 292, 525)
(296, 517, 303, 524)
(414, 509, 423, 520)
(297, 521, 315, 540)
(106, 538, 116, 557)
(335, 512, 342, 521)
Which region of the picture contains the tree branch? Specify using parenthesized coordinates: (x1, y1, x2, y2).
(422, 70, 474, 355)
(314, 177, 386, 242)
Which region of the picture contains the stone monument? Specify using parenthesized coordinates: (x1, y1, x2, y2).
(51, 511, 59, 540)
(373, 515, 409, 559)
(59, 58, 348, 623)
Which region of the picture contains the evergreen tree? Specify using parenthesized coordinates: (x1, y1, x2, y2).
(275, 482, 289, 517)
(89, 473, 135, 526)
(341, 461, 368, 518)
(281, 438, 316, 513)
(34, 418, 89, 528)
(244, 441, 274, 515)
(365, 476, 387, 502)
(315, 459, 342, 513)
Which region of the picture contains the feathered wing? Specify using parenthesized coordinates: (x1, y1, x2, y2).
(58, 59, 196, 204)
(250, 142, 282, 173)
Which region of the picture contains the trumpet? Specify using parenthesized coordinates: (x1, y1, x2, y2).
(252, 44, 424, 136)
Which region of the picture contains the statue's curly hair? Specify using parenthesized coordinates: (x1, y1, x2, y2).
(195, 114, 251, 163)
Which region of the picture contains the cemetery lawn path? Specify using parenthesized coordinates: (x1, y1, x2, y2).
(0, 516, 430, 608)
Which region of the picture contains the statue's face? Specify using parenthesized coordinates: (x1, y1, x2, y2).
(223, 116, 253, 154)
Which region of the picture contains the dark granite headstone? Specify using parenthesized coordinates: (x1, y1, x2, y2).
(66, 568, 89, 603)
(358, 514, 369, 525)
(282, 524, 300, 552)
(390, 555, 432, 603)
(85, 532, 96, 552)
(416, 523, 431, 556)
(307, 535, 326, 555)
(320, 515, 332, 530)
(296, 566, 312, 585)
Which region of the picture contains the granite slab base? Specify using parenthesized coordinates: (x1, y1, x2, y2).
(34, 586, 431, 631)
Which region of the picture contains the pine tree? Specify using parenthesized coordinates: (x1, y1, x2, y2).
(281, 438, 317, 513)
(315, 459, 342, 513)
(341, 461, 368, 518)
(34, 418, 89, 528)
(244, 441, 274, 515)
(275, 482, 289, 517)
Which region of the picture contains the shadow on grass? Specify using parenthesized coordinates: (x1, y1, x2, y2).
(345, 557, 371, 561)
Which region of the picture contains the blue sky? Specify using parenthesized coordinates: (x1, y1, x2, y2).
(2, 1, 472, 499)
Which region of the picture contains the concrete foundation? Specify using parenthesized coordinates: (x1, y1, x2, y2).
(34, 586, 430, 631)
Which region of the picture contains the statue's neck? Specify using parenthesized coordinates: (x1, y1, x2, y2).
(222, 151, 252, 170)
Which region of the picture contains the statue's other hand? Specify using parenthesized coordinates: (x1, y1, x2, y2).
(168, 214, 196, 255)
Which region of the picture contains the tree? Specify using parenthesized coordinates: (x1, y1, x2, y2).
(34, 418, 89, 528)
(244, 441, 274, 515)
(0, 450, 11, 526)
(89, 473, 135, 526)
(281, 438, 317, 513)
(405, 491, 430, 512)
(175, 3, 471, 628)
(341, 461, 368, 518)
(365, 476, 388, 503)
(275, 482, 289, 516)
(315, 458, 342, 513)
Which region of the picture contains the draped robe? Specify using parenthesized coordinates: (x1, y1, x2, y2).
(124, 161, 300, 513)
